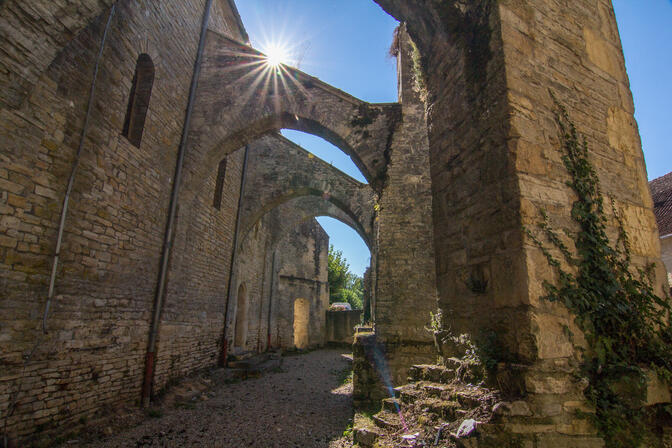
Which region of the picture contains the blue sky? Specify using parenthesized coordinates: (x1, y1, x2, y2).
(237, 1, 672, 277)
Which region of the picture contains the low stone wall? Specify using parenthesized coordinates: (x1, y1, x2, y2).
(326, 310, 362, 344)
(352, 331, 386, 409)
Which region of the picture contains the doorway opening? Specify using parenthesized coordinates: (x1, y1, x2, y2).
(293, 297, 310, 349)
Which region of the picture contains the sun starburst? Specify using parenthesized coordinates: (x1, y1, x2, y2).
(263, 42, 291, 68)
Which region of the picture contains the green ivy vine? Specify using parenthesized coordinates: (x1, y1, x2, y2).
(525, 95, 672, 447)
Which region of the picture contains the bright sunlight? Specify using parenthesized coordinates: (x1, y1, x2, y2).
(262, 42, 292, 68)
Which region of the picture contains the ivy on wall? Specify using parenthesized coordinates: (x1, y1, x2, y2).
(525, 95, 672, 447)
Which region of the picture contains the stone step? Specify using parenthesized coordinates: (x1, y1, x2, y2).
(353, 426, 382, 448)
(419, 381, 454, 398)
(393, 384, 422, 404)
(382, 397, 402, 413)
(455, 391, 483, 409)
(416, 398, 461, 420)
(373, 410, 403, 431)
(408, 364, 455, 383)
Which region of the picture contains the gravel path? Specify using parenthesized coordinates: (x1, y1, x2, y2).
(82, 349, 353, 448)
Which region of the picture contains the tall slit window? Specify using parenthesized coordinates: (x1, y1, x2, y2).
(122, 54, 154, 147)
(213, 158, 227, 209)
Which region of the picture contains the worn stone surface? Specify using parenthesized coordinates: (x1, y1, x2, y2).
(372, 0, 669, 443)
(373, 25, 438, 387)
(326, 310, 362, 345)
(239, 133, 375, 247)
(0, 0, 248, 439)
(228, 217, 329, 353)
(1, 0, 670, 443)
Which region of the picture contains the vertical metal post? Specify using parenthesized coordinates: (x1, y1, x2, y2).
(142, 0, 214, 408)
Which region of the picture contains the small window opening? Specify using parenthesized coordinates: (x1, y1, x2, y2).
(213, 158, 228, 209)
(122, 54, 154, 147)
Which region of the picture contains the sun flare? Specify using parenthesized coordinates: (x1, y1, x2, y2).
(264, 42, 291, 68)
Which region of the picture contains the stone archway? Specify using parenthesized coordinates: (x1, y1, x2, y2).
(187, 30, 402, 195)
(237, 133, 375, 247)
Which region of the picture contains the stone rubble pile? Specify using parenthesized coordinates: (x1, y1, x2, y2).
(353, 359, 511, 448)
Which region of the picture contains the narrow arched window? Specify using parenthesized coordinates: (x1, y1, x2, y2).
(213, 158, 227, 209)
(122, 54, 154, 147)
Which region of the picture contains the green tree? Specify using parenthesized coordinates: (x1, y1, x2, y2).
(327, 245, 364, 309)
(328, 245, 349, 301)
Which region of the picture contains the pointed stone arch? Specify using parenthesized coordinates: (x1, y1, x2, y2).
(187, 30, 402, 194)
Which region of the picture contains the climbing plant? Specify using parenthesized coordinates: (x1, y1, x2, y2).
(525, 95, 672, 447)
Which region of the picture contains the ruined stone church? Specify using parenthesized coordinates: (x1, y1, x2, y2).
(1, 0, 670, 446)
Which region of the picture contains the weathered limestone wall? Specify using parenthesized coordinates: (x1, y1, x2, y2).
(273, 220, 330, 349)
(231, 196, 369, 353)
(227, 215, 272, 354)
(326, 310, 362, 345)
(0, 0, 245, 110)
(154, 144, 245, 391)
(373, 26, 438, 386)
(374, 0, 669, 444)
(0, 0, 247, 438)
(375, 0, 529, 361)
(501, 2, 669, 442)
(239, 134, 375, 247)
(228, 131, 374, 353)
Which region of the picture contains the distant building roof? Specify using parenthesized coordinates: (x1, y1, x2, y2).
(650, 171, 672, 237)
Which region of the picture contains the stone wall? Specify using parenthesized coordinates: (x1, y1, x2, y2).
(374, 0, 670, 444)
(372, 26, 438, 386)
(326, 310, 362, 345)
(0, 0, 247, 439)
(3, 0, 669, 443)
(273, 220, 330, 349)
(227, 211, 273, 353)
(227, 131, 374, 354)
(239, 133, 375, 247)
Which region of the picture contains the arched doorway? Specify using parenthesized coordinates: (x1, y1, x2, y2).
(234, 283, 248, 349)
(293, 298, 310, 349)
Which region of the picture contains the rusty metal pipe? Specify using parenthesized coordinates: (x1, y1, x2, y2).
(141, 0, 213, 408)
(44, 3, 117, 334)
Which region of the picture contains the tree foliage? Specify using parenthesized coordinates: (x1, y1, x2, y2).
(328, 245, 364, 310)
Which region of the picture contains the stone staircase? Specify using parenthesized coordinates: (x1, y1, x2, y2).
(353, 360, 505, 448)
